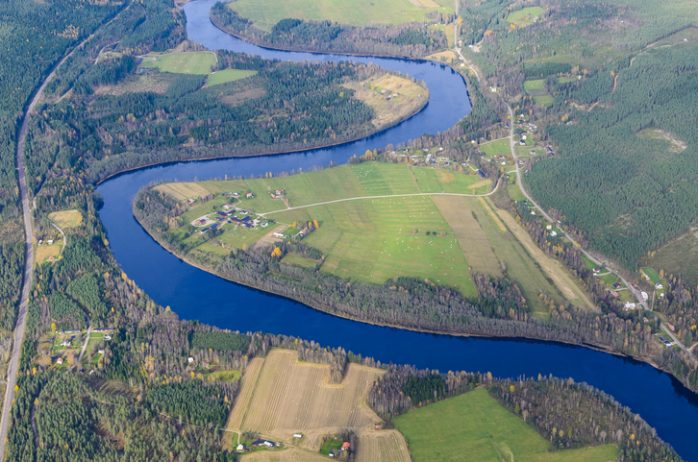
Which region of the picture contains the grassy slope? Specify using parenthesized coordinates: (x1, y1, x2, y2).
(228, 0, 453, 31)
(394, 388, 617, 462)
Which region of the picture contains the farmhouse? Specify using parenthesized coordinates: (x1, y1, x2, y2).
(245, 191, 255, 199)
(270, 188, 286, 199)
(252, 439, 276, 448)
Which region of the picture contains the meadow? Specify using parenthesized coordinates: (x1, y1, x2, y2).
(394, 388, 617, 462)
(140, 51, 217, 75)
(205, 69, 258, 87)
(227, 0, 453, 31)
(48, 209, 83, 229)
(156, 162, 593, 312)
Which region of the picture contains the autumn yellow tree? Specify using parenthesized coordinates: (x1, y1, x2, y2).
(271, 246, 282, 258)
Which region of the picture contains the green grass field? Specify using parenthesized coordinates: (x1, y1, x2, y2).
(228, 0, 453, 31)
(140, 51, 217, 75)
(394, 388, 617, 462)
(507, 6, 545, 27)
(479, 138, 510, 158)
(533, 94, 554, 107)
(154, 162, 593, 311)
(523, 79, 546, 93)
(205, 69, 257, 87)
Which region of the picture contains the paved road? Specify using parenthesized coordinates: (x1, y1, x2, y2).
(0, 4, 129, 457)
(504, 105, 651, 309)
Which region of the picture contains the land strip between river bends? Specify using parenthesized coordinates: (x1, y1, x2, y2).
(0, 4, 130, 457)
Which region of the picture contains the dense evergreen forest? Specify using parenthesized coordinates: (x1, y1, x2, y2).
(527, 44, 698, 267)
(210, 1, 448, 58)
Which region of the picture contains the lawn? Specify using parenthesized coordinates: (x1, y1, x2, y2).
(394, 388, 617, 462)
(140, 51, 217, 75)
(228, 0, 453, 31)
(205, 69, 257, 87)
(507, 6, 545, 27)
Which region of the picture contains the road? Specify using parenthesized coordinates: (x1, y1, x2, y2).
(449, 42, 694, 356)
(260, 178, 504, 217)
(0, 4, 129, 457)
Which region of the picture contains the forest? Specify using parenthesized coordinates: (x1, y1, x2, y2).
(210, 1, 448, 58)
(527, 44, 698, 267)
(26, 47, 389, 189)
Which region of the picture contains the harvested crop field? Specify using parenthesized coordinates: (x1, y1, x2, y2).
(431, 195, 501, 276)
(241, 447, 328, 461)
(225, 349, 410, 461)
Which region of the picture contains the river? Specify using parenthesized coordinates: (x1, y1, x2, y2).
(96, 0, 698, 459)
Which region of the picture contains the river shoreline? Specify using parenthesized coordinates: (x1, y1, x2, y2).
(133, 206, 687, 394)
(95, 1, 698, 458)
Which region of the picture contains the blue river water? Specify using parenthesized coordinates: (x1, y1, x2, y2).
(96, 0, 698, 459)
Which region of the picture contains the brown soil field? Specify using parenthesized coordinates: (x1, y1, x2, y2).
(354, 429, 412, 462)
(431, 196, 501, 276)
(225, 349, 410, 461)
(344, 73, 427, 130)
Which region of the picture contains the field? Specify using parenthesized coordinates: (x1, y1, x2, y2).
(228, 0, 453, 31)
(479, 138, 510, 158)
(507, 6, 545, 27)
(35, 240, 63, 265)
(206, 69, 258, 87)
(343, 74, 428, 129)
(523, 79, 546, 93)
(48, 209, 83, 228)
(155, 161, 594, 311)
(523, 79, 554, 107)
(394, 388, 617, 462)
(225, 349, 410, 461)
(140, 51, 217, 75)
